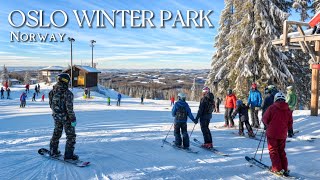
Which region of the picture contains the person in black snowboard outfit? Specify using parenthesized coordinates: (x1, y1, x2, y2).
(195, 87, 215, 149)
(49, 73, 78, 160)
(172, 93, 196, 149)
(231, 100, 255, 137)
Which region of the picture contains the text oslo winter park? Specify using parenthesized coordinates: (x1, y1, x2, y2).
(9, 10, 214, 42)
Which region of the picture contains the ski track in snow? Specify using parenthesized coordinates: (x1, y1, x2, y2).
(0, 84, 319, 179)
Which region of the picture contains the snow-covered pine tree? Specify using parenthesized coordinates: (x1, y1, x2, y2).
(293, 0, 311, 21)
(24, 71, 31, 85)
(206, 0, 295, 101)
(1, 65, 9, 85)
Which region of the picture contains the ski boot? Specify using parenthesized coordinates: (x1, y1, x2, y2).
(229, 124, 234, 128)
(283, 170, 290, 177)
(238, 131, 244, 136)
(248, 131, 255, 138)
(201, 143, 213, 149)
(223, 124, 228, 127)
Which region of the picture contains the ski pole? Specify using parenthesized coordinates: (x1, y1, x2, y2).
(189, 123, 197, 139)
(253, 129, 265, 159)
(260, 131, 267, 162)
(161, 123, 174, 147)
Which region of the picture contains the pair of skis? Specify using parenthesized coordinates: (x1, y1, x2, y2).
(162, 138, 229, 157)
(245, 156, 299, 179)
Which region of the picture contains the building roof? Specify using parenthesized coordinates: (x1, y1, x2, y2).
(64, 65, 101, 73)
(40, 66, 64, 71)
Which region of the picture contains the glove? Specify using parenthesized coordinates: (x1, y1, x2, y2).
(193, 118, 198, 124)
(71, 121, 77, 127)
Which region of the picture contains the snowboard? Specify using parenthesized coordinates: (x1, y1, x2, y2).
(162, 140, 199, 153)
(38, 148, 90, 167)
(191, 138, 229, 157)
(245, 156, 298, 179)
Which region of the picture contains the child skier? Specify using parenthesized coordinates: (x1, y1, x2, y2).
(263, 92, 293, 176)
(107, 97, 111, 106)
(172, 93, 196, 149)
(20, 92, 27, 108)
(231, 100, 255, 137)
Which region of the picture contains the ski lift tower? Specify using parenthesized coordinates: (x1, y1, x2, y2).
(272, 20, 320, 116)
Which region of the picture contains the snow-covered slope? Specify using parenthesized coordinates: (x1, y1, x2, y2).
(0, 84, 319, 179)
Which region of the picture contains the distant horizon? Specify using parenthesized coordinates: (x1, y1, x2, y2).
(0, 0, 222, 69)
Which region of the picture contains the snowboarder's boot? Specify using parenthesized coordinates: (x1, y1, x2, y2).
(50, 149, 61, 157)
(248, 131, 255, 138)
(64, 153, 79, 161)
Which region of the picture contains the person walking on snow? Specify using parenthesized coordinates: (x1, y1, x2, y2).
(41, 94, 45, 102)
(32, 92, 36, 101)
(117, 93, 122, 106)
(247, 83, 262, 128)
(107, 97, 111, 106)
(20, 92, 27, 108)
(49, 73, 78, 160)
(224, 89, 237, 128)
(172, 93, 196, 149)
(195, 87, 215, 149)
(215, 97, 221, 113)
(25, 84, 30, 93)
(0, 87, 4, 99)
(286, 86, 297, 137)
(35, 86, 38, 96)
(262, 92, 293, 176)
(6, 88, 11, 99)
(170, 96, 175, 106)
(231, 100, 255, 137)
(141, 94, 144, 104)
(37, 84, 40, 93)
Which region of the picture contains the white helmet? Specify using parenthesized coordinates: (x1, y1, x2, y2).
(178, 93, 186, 100)
(274, 92, 286, 102)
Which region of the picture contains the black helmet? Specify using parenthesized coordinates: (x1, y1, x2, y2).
(227, 89, 232, 95)
(57, 73, 71, 84)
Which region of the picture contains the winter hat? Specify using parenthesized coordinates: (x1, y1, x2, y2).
(274, 92, 286, 102)
(251, 83, 257, 89)
(178, 92, 186, 101)
(202, 87, 210, 93)
(227, 89, 232, 95)
(236, 100, 243, 107)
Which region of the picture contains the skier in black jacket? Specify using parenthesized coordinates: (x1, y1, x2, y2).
(231, 100, 255, 137)
(195, 87, 215, 149)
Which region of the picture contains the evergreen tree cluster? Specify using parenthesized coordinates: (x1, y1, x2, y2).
(206, 0, 318, 107)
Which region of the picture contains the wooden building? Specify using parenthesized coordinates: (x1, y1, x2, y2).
(272, 20, 319, 116)
(40, 66, 64, 83)
(63, 65, 101, 88)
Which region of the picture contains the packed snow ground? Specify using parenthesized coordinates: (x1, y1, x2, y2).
(0, 84, 319, 180)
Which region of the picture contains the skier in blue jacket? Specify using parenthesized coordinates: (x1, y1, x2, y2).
(117, 93, 122, 106)
(247, 83, 262, 128)
(172, 93, 196, 149)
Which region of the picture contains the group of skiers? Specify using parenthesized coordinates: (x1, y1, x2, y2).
(20, 84, 45, 107)
(171, 83, 297, 176)
(0, 86, 11, 99)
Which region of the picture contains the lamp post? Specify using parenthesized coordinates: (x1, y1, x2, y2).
(68, 37, 75, 89)
(90, 40, 96, 68)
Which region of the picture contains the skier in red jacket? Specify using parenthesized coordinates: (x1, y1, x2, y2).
(224, 89, 237, 127)
(262, 92, 293, 176)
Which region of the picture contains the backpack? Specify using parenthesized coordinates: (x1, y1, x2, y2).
(176, 105, 187, 120)
(49, 89, 66, 114)
(204, 93, 215, 114)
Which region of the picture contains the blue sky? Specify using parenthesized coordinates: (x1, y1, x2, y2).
(0, 0, 302, 69)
